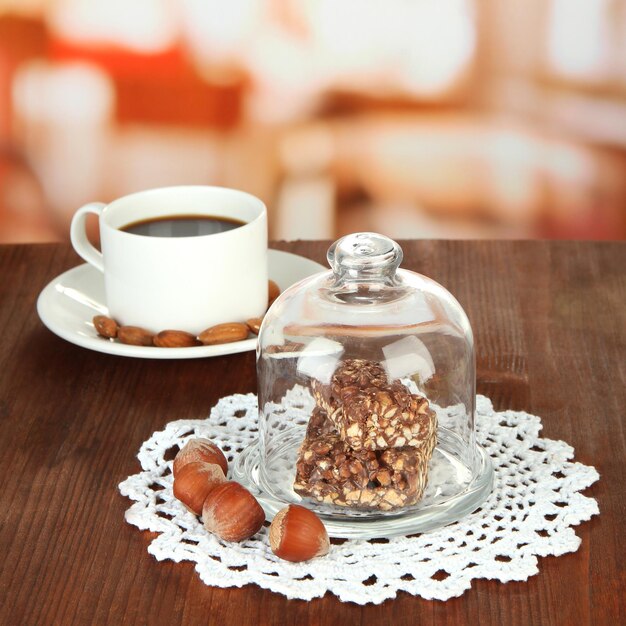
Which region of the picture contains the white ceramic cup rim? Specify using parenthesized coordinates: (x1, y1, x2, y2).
(99, 185, 266, 240)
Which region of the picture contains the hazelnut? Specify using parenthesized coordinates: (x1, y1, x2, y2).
(202, 481, 265, 542)
(173, 461, 226, 515)
(173, 438, 228, 477)
(269, 504, 329, 562)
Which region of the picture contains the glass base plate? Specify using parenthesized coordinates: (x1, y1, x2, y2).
(233, 442, 494, 539)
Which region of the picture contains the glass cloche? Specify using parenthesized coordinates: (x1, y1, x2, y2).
(233, 233, 493, 538)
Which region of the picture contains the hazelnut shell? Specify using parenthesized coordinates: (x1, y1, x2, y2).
(269, 504, 329, 562)
(173, 461, 226, 515)
(173, 438, 229, 477)
(202, 481, 265, 542)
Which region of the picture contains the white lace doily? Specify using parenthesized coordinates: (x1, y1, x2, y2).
(119, 394, 599, 603)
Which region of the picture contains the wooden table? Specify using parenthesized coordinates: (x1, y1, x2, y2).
(0, 241, 624, 625)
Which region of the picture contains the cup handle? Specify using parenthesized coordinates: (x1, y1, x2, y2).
(70, 202, 105, 272)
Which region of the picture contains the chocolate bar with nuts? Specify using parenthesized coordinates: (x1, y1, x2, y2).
(311, 359, 437, 451)
(338, 382, 437, 451)
(311, 358, 388, 412)
(306, 406, 337, 439)
(294, 410, 435, 510)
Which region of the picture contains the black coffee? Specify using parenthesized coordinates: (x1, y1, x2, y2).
(121, 214, 245, 238)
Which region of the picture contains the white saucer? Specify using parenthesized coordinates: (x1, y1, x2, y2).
(37, 249, 325, 359)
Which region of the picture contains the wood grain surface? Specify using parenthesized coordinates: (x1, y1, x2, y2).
(0, 241, 623, 626)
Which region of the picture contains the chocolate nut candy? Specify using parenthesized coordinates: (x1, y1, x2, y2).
(312, 358, 437, 451)
(305, 406, 337, 439)
(311, 359, 388, 413)
(338, 381, 437, 452)
(294, 420, 435, 511)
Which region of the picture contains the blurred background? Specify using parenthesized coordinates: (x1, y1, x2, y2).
(1, 0, 625, 243)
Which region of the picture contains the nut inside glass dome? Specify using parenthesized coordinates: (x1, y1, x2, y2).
(234, 233, 493, 538)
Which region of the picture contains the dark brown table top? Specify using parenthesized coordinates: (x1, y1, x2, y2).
(0, 240, 624, 626)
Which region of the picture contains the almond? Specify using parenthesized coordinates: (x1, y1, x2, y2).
(268, 279, 281, 307)
(93, 315, 119, 339)
(198, 322, 249, 345)
(154, 330, 201, 348)
(265, 341, 305, 354)
(246, 317, 263, 335)
(118, 325, 154, 346)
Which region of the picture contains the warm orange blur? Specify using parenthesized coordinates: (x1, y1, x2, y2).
(1, 0, 625, 243)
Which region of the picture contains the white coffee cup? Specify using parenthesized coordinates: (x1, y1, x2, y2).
(70, 185, 268, 334)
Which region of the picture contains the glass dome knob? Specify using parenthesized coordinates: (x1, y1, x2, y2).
(327, 232, 403, 279)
